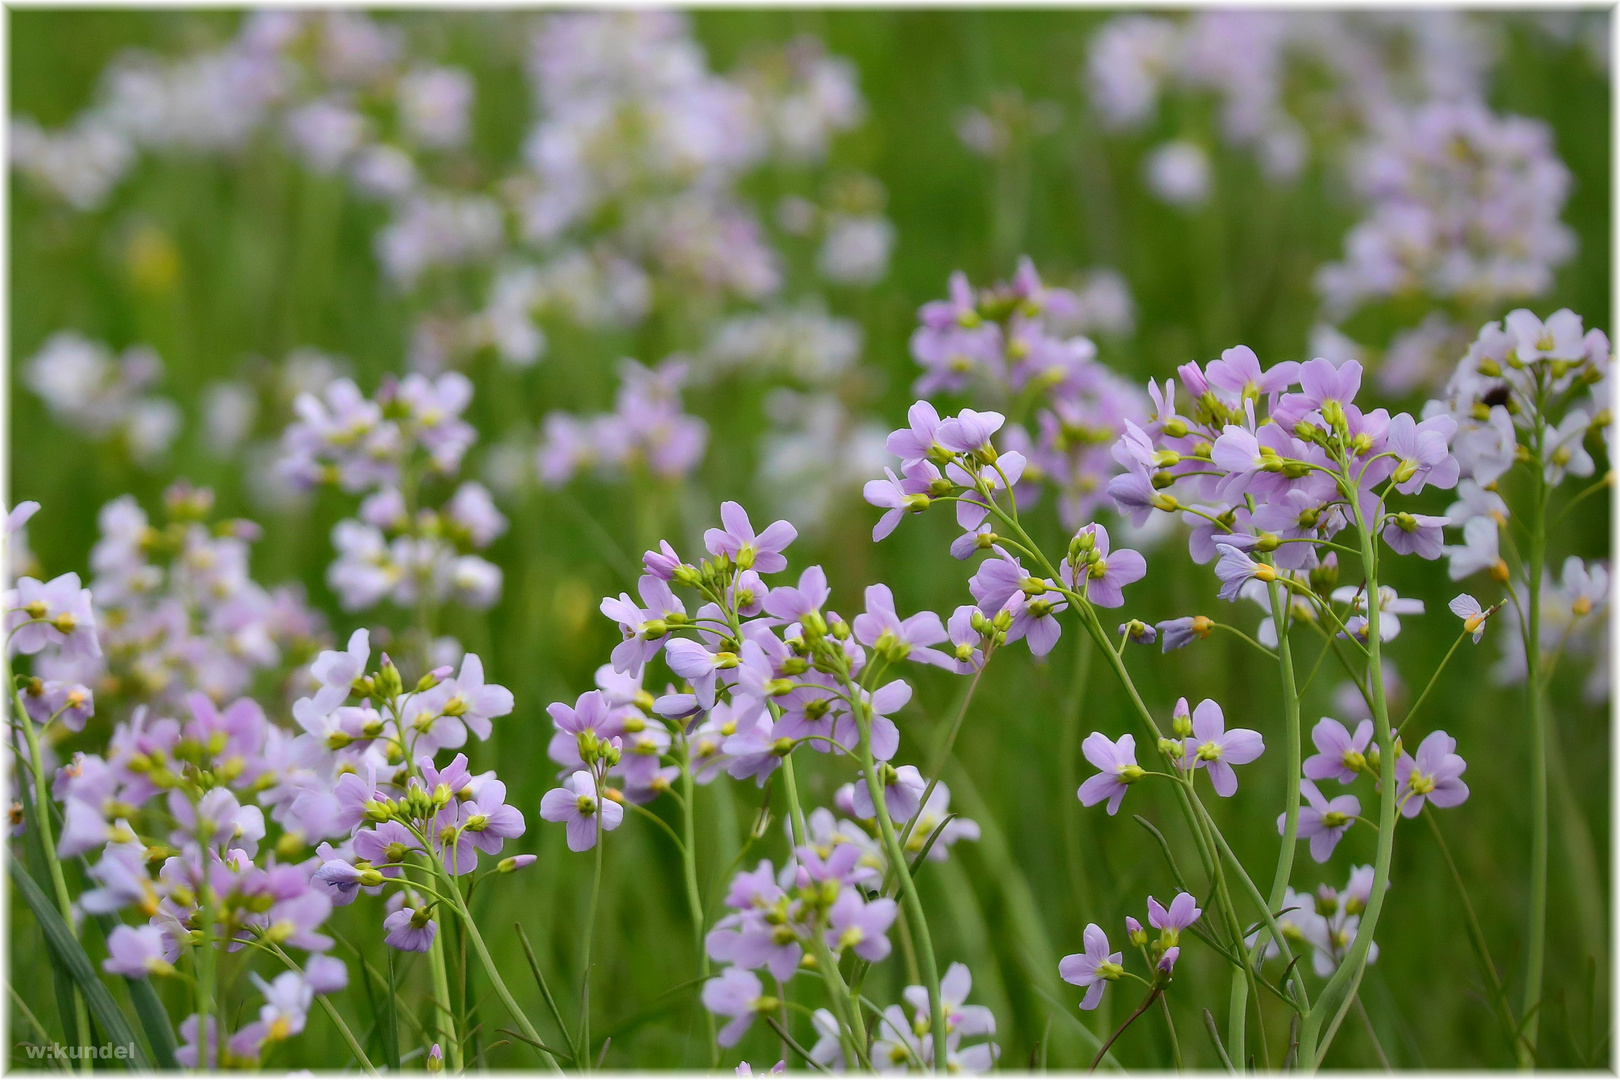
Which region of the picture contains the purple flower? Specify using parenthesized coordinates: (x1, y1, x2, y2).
(458, 781, 526, 855)
(1157, 615, 1213, 653)
(1146, 892, 1202, 944)
(540, 771, 623, 851)
(853, 585, 950, 667)
(826, 889, 898, 962)
(937, 409, 1005, 455)
(1382, 512, 1448, 560)
(1068, 523, 1146, 608)
(664, 638, 737, 711)
(1386, 414, 1459, 494)
(1275, 357, 1363, 430)
(1077, 732, 1143, 815)
(308, 628, 370, 713)
(383, 905, 438, 952)
(944, 606, 986, 672)
(852, 764, 926, 822)
(1119, 620, 1157, 646)
(177, 1015, 218, 1069)
(254, 970, 314, 1040)
(643, 540, 687, 581)
(312, 860, 374, 906)
(704, 501, 797, 574)
(1303, 717, 1373, 784)
(703, 967, 773, 1047)
(1395, 731, 1469, 817)
(1213, 544, 1275, 602)
(864, 463, 938, 541)
(1284, 780, 1361, 863)
(440, 653, 514, 740)
(1157, 946, 1181, 975)
(1205, 345, 1299, 401)
(1184, 699, 1264, 797)
(1448, 594, 1491, 643)
(103, 924, 176, 977)
(886, 400, 947, 467)
(305, 954, 349, 995)
(1059, 924, 1122, 1010)
(6, 572, 100, 659)
(762, 565, 830, 622)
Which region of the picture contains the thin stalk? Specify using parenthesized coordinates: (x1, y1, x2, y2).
(1396, 627, 1471, 737)
(1158, 992, 1183, 1070)
(1259, 577, 1303, 967)
(265, 941, 380, 1076)
(428, 921, 462, 1071)
(440, 875, 562, 1073)
(1519, 468, 1549, 1069)
(858, 726, 947, 1072)
(899, 655, 991, 852)
(781, 756, 868, 1068)
(680, 761, 720, 1066)
(1091, 988, 1160, 1071)
(1299, 490, 1399, 1066)
(578, 817, 606, 1067)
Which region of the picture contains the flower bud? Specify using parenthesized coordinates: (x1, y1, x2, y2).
(1162, 418, 1189, 438)
(375, 657, 404, 698)
(1171, 700, 1193, 739)
(428, 1044, 444, 1073)
(1309, 553, 1339, 595)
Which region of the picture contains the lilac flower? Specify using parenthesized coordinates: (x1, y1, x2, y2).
(1157, 615, 1213, 652)
(1157, 947, 1181, 976)
(176, 1015, 218, 1069)
(1448, 594, 1492, 643)
(1386, 414, 1459, 494)
(1146, 892, 1202, 945)
(937, 409, 1005, 455)
(1068, 523, 1146, 608)
(943, 605, 986, 673)
(382, 905, 438, 952)
(103, 924, 177, 977)
(1303, 717, 1373, 784)
(826, 889, 898, 962)
(704, 501, 797, 574)
(853, 585, 950, 667)
(664, 638, 737, 711)
(309, 628, 369, 713)
(23, 680, 95, 731)
(1444, 517, 1502, 581)
(864, 463, 937, 542)
(540, 770, 623, 851)
(6, 572, 100, 658)
(457, 781, 526, 855)
(999, 586, 1066, 656)
(1185, 699, 1264, 797)
(305, 954, 349, 996)
(1119, 620, 1157, 646)
(1213, 544, 1275, 602)
(703, 967, 774, 1047)
(437, 653, 513, 741)
(1077, 732, 1143, 815)
(1331, 585, 1423, 641)
(1382, 512, 1448, 559)
(762, 565, 830, 622)
(851, 764, 926, 822)
(254, 970, 314, 1040)
(1284, 779, 1361, 862)
(886, 401, 948, 467)
(1206, 345, 1299, 401)
(1395, 731, 1469, 817)
(312, 860, 375, 906)
(1059, 924, 1123, 1010)
(642, 540, 687, 581)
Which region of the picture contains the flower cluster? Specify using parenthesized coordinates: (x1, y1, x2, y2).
(29, 484, 326, 711)
(536, 498, 994, 1068)
(1258, 867, 1387, 978)
(537, 358, 709, 488)
(1061, 891, 1201, 1011)
(906, 261, 1149, 529)
(24, 332, 181, 467)
(1316, 101, 1576, 322)
(278, 372, 505, 614)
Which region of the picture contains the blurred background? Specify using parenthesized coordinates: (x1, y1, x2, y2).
(7, 8, 1612, 1070)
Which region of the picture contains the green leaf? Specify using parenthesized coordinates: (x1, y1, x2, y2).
(9, 859, 150, 1070)
(14, 764, 81, 1048)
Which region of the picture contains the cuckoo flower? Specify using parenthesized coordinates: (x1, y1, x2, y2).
(1303, 717, 1374, 784)
(1068, 523, 1146, 608)
(853, 584, 950, 667)
(1077, 732, 1143, 815)
(540, 770, 623, 851)
(1395, 731, 1469, 817)
(1184, 699, 1264, 797)
(1285, 780, 1361, 862)
(1059, 924, 1122, 1010)
(1448, 594, 1493, 643)
(704, 501, 797, 574)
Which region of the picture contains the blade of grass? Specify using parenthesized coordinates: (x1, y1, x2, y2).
(516, 922, 578, 1063)
(9, 859, 149, 1069)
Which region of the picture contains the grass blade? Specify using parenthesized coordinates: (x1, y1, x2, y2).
(9, 859, 149, 1069)
(14, 769, 79, 1046)
(516, 922, 578, 1063)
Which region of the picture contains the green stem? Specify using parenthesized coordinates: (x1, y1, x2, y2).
(1396, 628, 1470, 738)
(780, 756, 868, 1068)
(439, 873, 562, 1073)
(857, 725, 947, 1072)
(1424, 807, 1521, 1053)
(680, 762, 720, 1066)
(1259, 577, 1303, 969)
(265, 941, 379, 1076)
(1520, 470, 1549, 1069)
(1299, 489, 1398, 1066)
(428, 918, 461, 1071)
(578, 816, 605, 1067)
